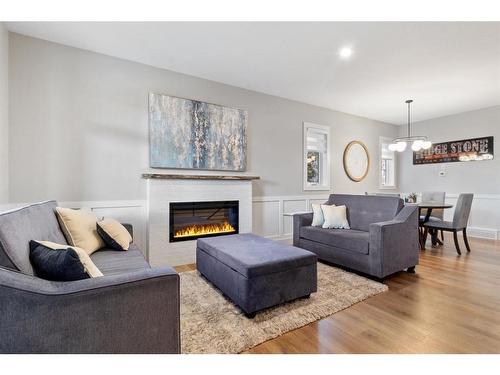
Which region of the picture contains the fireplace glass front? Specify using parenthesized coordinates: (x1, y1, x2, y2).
(169, 200, 239, 242)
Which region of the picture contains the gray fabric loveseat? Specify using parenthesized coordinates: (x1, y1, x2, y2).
(0, 201, 180, 354)
(293, 194, 419, 279)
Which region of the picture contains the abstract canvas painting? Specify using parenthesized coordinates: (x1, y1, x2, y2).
(149, 93, 247, 171)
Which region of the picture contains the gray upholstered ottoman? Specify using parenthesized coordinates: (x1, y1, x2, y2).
(196, 233, 317, 318)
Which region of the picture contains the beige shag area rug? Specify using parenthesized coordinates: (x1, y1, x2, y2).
(180, 262, 388, 353)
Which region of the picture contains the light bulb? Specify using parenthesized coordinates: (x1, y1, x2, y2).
(411, 141, 422, 152)
(422, 141, 432, 150)
(396, 141, 407, 152)
(388, 143, 398, 151)
(339, 46, 353, 59)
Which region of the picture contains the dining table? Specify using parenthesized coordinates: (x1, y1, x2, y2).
(416, 202, 453, 249)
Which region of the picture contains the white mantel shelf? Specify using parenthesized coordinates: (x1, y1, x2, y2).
(141, 173, 260, 181)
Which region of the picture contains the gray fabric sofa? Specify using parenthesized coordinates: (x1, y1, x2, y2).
(0, 201, 180, 354)
(293, 194, 419, 279)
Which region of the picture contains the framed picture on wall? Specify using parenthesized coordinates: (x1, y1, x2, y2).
(303, 122, 331, 191)
(149, 93, 248, 171)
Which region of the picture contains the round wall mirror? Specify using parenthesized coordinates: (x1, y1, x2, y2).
(343, 141, 370, 182)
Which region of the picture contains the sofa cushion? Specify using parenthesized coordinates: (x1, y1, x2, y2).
(197, 233, 317, 278)
(299, 226, 369, 255)
(29, 240, 103, 281)
(0, 201, 68, 275)
(327, 194, 403, 231)
(90, 243, 150, 276)
(321, 204, 350, 229)
(55, 207, 105, 255)
(311, 203, 325, 227)
(97, 218, 132, 251)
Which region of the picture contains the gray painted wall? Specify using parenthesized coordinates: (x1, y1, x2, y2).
(9, 33, 398, 202)
(0, 24, 8, 203)
(398, 105, 500, 194)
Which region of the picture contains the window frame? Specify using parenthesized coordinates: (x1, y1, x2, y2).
(303, 122, 331, 191)
(379, 136, 397, 190)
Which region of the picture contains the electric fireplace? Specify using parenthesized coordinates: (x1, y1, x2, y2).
(169, 200, 239, 242)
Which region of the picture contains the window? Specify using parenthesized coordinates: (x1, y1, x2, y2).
(303, 122, 330, 191)
(379, 137, 397, 189)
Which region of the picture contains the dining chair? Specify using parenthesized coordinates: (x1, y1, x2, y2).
(423, 193, 474, 255)
(420, 191, 446, 240)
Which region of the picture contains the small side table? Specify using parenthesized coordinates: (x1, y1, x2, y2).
(282, 212, 313, 217)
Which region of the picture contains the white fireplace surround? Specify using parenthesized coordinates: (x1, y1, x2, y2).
(145, 176, 254, 266)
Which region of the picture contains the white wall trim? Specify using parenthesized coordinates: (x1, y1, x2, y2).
(442, 193, 500, 240)
(252, 194, 329, 240)
(254, 193, 500, 241)
(2, 193, 498, 263)
(0, 200, 148, 253)
(253, 195, 329, 202)
(59, 200, 146, 209)
(408, 192, 500, 240)
(445, 193, 500, 200)
(467, 227, 498, 240)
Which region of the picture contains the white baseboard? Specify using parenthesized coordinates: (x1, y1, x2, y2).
(467, 227, 498, 240)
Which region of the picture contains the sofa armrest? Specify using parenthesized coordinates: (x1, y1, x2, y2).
(0, 266, 180, 353)
(121, 223, 133, 240)
(293, 213, 313, 246)
(369, 205, 420, 278)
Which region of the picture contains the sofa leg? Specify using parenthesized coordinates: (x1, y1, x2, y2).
(245, 312, 256, 319)
(406, 266, 416, 274)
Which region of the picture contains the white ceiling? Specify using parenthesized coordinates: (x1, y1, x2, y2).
(6, 22, 500, 125)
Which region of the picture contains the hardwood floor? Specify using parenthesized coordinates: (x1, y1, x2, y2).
(174, 233, 500, 353)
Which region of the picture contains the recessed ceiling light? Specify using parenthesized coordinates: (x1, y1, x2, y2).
(339, 46, 353, 59)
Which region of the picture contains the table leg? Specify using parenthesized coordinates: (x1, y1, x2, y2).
(420, 208, 433, 250)
(431, 229, 438, 246)
(418, 208, 426, 250)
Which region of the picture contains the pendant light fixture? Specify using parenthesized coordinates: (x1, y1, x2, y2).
(388, 100, 432, 152)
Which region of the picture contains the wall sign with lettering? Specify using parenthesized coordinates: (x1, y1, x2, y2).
(413, 136, 494, 165)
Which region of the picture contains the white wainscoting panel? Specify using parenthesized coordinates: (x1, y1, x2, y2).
(252, 195, 329, 240)
(2, 192, 499, 269)
(406, 193, 500, 240)
(252, 199, 280, 238)
(442, 194, 500, 240)
(283, 199, 309, 237)
(0, 200, 148, 255)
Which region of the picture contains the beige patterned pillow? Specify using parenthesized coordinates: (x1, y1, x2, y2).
(55, 207, 105, 255)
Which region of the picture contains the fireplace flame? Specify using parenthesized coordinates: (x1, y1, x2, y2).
(174, 221, 236, 238)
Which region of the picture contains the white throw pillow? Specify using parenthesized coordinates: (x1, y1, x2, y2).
(321, 204, 350, 229)
(311, 203, 326, 227)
